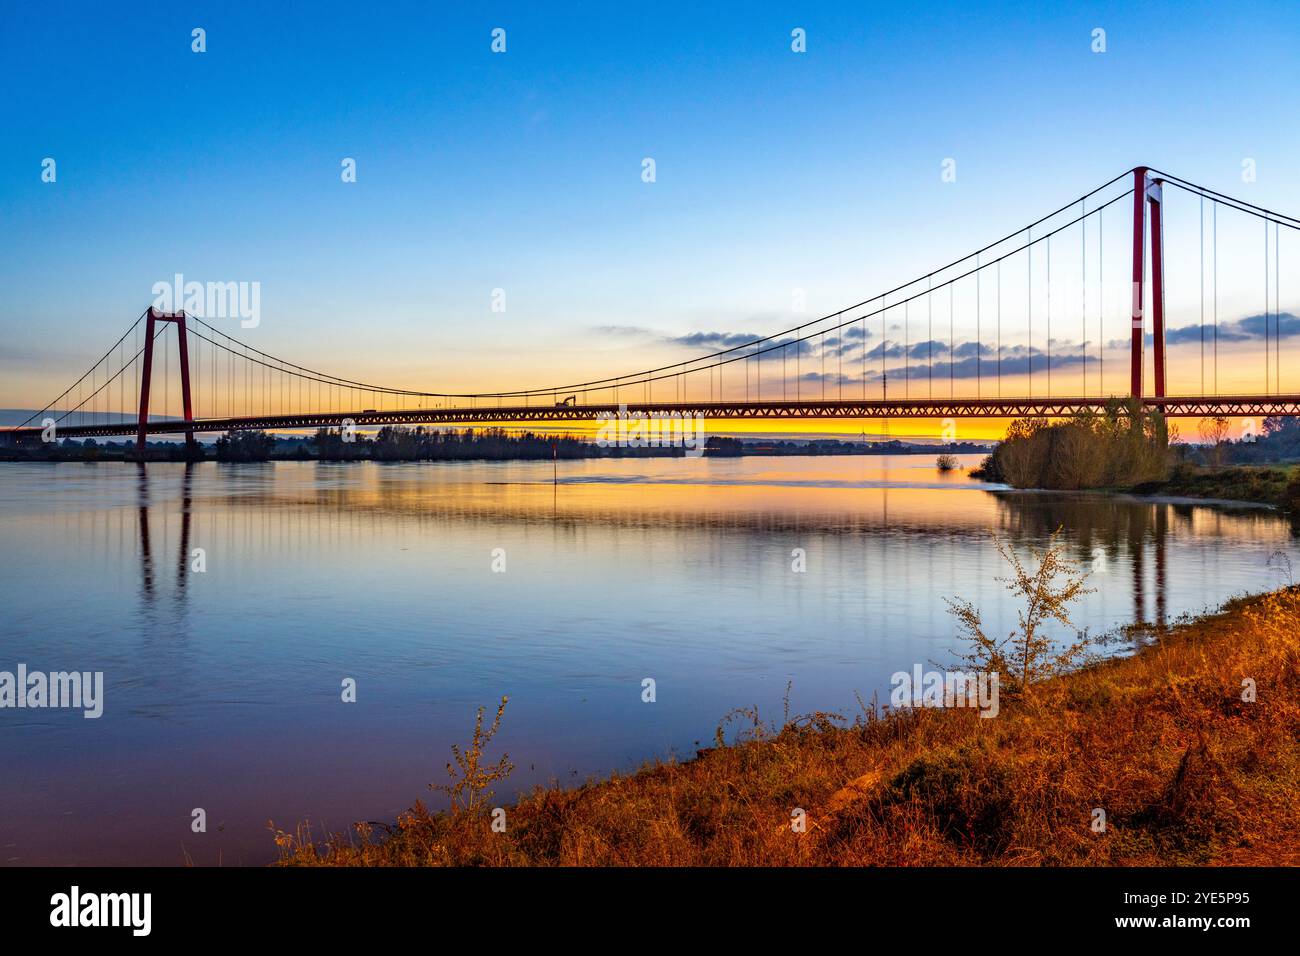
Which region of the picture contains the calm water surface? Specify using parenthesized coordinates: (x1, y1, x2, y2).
(1, 455, 1294, 865)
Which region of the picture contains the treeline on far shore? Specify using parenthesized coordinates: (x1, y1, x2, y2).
(1, 427, 662, 463)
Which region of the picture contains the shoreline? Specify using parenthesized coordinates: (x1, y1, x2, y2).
(275, 586, 1300, 867)
(991, 485, 1282, 511)
(982, 462, 1300, 514)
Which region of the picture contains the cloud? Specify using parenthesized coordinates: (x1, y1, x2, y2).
(907, 339, 949, 359)
(660, 321, 1110, 385)
(950, 341, 993, 359)
(1236, 311, 1300, 339)
(592, 324, 658, 338)
(671, 330, 765, 349)
(794, 370, 860, 387)
(1109, 311, 1300, 349)
(865, 350, 1093, 383)
(672, 322, 871, 352)
(864, 339, 990, 363)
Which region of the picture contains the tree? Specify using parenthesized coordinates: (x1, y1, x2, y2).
(430, 696, 514, 814)
(214, 429, 274, 462)
(1198, 416, 1230, 467)
(945, 531, 1095, 696)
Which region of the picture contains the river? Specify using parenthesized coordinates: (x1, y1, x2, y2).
(0, 455, 1293, 864)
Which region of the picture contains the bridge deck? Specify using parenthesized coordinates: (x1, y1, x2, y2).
(7, 395, 1300, 441)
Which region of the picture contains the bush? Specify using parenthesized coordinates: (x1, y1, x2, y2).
(886, 741, 1014, 855)
(1282, 476, 1300, 513)
(983, 398, 1172, 490)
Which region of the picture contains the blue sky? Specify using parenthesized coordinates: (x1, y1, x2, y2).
(3, 0, 1299, 414)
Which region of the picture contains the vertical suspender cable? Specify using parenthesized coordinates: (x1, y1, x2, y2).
(879, 300, 885, 398)
(1081, 200, 1087, 396)
(837, 310, 847, 400)
(862, 306, 868, 401)
(1099, 207, 1104, 398)
(1213, 201, 1219, 394)
(975, 254, 981, 398)
(904, 300, 909, 399)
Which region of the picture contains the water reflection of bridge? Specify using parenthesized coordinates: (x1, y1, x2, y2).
(127, 463, 1292, 630)
(995, 489, 1293, 629)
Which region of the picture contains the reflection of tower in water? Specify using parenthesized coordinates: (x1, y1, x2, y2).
(136, 464, 153, 598)
(1128, 505, 1170, 630)
(995, 493, 1181, 632)
(136, 462, 195, 606)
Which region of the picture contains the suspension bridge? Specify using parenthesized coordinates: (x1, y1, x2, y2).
(6, 166, 1299, 454)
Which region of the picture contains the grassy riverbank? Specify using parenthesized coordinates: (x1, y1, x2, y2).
(274, 587, 1300, 867)
(1135, 463, 1300, 509)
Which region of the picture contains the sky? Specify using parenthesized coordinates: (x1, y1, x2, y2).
(3, 0, 1299, 440)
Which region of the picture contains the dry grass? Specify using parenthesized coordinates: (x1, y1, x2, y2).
(273, 588, 1300, 867)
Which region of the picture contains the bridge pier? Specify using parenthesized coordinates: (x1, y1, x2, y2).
(1130, 167, 1167, 402)
(136, 308, 197, 456)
